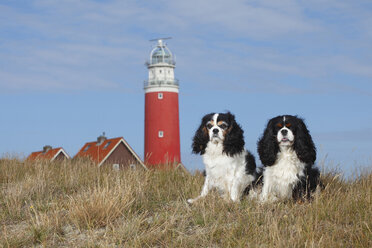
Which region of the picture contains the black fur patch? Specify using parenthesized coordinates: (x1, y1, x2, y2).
(292, 166, 321, 200)
(219, 112, 245, 156)
(245, 152, 256, 175)
(192, 113, 214, 155)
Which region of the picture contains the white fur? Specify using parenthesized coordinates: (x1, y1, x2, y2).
(260, 146, 305, 202)
(188, 137, 254, 203)
(277, 127, 294, 144)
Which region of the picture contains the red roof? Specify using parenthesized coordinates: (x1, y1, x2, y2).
(74, 137, 146, 168)
(27, 147, 68, 162)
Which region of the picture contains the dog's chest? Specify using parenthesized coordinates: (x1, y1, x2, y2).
(265, 150, 305, 185)
(203, 143, 245, 184)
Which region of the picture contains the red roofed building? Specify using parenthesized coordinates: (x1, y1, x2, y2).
(74, 134, 147, 170)
(27, 146, 70, 162)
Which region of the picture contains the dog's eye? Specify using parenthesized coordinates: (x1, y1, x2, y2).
(206, 123, 213, 129)
(219, 123, 228, 130)
(276, 123, 283, 128)
(285, 123, 291, 128)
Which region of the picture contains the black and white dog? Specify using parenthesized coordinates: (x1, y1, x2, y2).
(188, 112, 257, 203)
(257, 115, 321, 202)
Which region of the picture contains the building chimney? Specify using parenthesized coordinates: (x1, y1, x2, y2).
(97, 132, 107, 146)
(43, 145, 52, 153)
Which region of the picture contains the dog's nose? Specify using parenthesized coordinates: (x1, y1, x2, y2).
(213, 128, 219, 134)
(281, 129, 288, 136)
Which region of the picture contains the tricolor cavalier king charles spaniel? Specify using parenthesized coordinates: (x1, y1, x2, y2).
(188, 112, 257, 203)
(257, 115, 321, 202)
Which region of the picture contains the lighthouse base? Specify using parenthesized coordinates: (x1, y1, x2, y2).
(144, 91, 181, 168)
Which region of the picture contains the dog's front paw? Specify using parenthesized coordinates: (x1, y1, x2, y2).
(248, 188, 260, 200)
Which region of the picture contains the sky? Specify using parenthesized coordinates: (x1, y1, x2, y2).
(1, 0, 372, 176)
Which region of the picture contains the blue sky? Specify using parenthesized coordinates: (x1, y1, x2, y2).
(1, 0, 372, 175)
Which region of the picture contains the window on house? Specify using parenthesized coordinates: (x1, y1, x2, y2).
(158, 93, 163, 99)
(130, 164, 136, 169)
(113, 164, 120, 171)
(103, 141, 111, 149)
(84, 145, 91, 152)
(158, 131, 164, 138)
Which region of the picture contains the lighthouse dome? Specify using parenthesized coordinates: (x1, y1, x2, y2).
(149, 40, 175, 65)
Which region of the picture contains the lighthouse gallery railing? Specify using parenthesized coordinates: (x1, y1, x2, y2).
(144, 79, 179, 88)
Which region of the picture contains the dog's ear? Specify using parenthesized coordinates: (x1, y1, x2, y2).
(192, 114, 213, 155)
(257, 118, 279, 166)
(293, 117, 316, 164)
(223, 112, 245, 156)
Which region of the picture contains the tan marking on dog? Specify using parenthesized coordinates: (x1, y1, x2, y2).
(202, 127, 208, 136)
(223, 125, 233, 136)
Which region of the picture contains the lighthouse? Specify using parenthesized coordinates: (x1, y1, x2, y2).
(144, 38, 181, 167)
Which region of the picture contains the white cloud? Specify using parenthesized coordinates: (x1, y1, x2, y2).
(161, 0, 320, 39)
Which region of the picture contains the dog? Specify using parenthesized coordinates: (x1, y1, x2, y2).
(257, 115, 321, 202)
(188, 112, 257, 203)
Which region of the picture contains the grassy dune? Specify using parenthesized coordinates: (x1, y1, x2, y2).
(0, 159, 371, 247)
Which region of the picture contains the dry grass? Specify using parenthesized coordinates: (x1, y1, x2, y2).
(0, 158, 371, 247)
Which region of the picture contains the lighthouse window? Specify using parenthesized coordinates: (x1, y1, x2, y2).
(159, 70, 162, 74)
(158, 93, 163, 99)
(158, 131, 164, 138)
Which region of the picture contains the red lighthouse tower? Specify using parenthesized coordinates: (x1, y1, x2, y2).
(144, 38, 181, 167)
